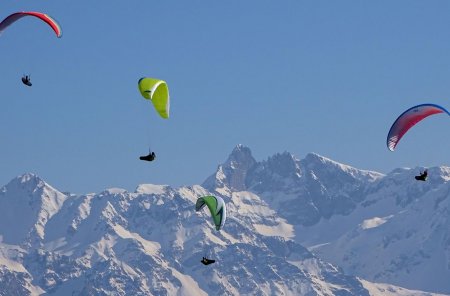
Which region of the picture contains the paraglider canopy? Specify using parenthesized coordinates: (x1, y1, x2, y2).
(0, 11, 62, 38)
(195, 195, 226, 231)
(387, 103, 450, 151)
(138, 77, 170, 119)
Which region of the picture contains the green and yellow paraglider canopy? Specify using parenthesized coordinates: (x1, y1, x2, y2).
(138, 77, 170, 119)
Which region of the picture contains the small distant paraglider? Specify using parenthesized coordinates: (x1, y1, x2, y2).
(415, 169, 428, 181)
(139, 151, 156, 162)
(387, 103, 450, 151)
(201, 257, 215, 265)
(1, 12, 62, 88)
(21, 75, 32, 87)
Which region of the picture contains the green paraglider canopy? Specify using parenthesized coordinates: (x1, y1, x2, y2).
(138, 77, 170, 119)
(195, 195, 227, 231)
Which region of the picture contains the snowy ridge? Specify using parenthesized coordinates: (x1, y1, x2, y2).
(315, 179, 450, 293)
(204, 147, 384, 228)
(204, 145, 450, 294)
(0, 145, 448, 295)
(0, 173, 370, 295)
(203, 144, 256, 195)
(360, 279, 448, 296)
(0, 173, 68, 245)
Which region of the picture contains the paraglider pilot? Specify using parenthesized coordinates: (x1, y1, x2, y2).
(139, 151, 156, 162)
(415, 169, 428, 181)
(21, 75, 32, 87)
(201, 257, 215, 265)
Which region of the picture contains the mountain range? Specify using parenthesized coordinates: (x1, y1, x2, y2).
(0, 144, 448, 295)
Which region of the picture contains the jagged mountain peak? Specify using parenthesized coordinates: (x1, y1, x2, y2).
(0, 158, 447, 295)
(203, 147, 303, 196)
(202, 145, 257, 195)
(224, 144, 256, 168)
(204, 146, 385, 198)
(3, 173, 46, 193)
(0, 173, 68, 245)
(15, 172, 42, 184)
(231, 143, 250, 153)
(1, 173, 67, 206)
(203, 146, 391, 228)
(261, 151, 300, 178)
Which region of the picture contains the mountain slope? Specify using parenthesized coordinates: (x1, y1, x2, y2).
(315, 174, 450, 293)
(203, 146, 383, 226)
(0, 173, 373, 295)
(0, 145, 448, 295)
(204, 145, 450, 294)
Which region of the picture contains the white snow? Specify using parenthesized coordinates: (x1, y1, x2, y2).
(135, 184, 168, 195)
(113, 224, 160, 256)
(170, 268, 208, 296)
(360, 215, 393, 230)
(105, 188, 127, 194)
(360, 279, 448, 296)
(253, 223, 294, 239)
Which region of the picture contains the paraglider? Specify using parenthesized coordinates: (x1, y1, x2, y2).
(1, 12, 62, 88)
(21, 75, 32, 87)
(139, 151, 156, 162)
(387, 103, 450, 151)
(195, 195, 226, 231)
(137, 77, 170, 161)
(0, 12, 62, 38)
(196, 195, 226, 265)
(415, 169, 428, 181)
(201, 257, 215, 265)
(138, 77, 170, 119)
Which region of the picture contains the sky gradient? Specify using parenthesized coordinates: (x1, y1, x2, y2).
(1, 1, 449, 194)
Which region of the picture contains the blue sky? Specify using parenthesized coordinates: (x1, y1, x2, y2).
(1, 1, 449, 194)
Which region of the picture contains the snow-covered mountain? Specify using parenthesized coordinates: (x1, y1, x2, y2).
(0, 173, 377, 295)
(314, 168, 450, 294)
(204, 145, 383, 227)
(204, 145, 450, 294)
(0, 145, 448, 295)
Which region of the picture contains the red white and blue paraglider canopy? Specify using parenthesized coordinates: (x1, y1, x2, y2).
(387, 103, 450, 151)
(0, 11, 62, 38)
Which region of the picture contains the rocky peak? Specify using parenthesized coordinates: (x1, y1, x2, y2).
(0, 173, 68, 245)
(263, 151, 300, 178)
(202, 145, 256, 195)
